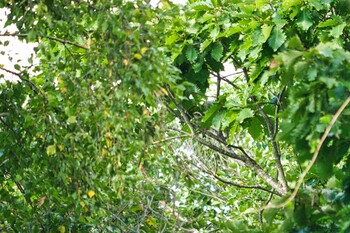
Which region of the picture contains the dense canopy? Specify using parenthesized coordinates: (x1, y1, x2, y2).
(0, 0, 350, 232)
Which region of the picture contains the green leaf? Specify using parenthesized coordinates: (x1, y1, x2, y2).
(282, 0, 303, 11)
(315, 42, 341, 57)
(211, 42, 223, 62)
(318, 19, 338, 28)
(190, 1, 213, 11)
(202, 102, 223, 124)
(27, 30, 37, 42)
(261, 25, 273, 42)
(185, 45, 198, 63)
(67, 116, 77, 124)
(278, 50, 303, 68)
(223, 25, 242, 37)
(166, 34, 179, 45)
(248, 118, 262, 140)
(268, 27, 286, 51)
(330, 22, 346, 38)
(14, 64, 20, 70)
(296, 9, 313, 31)
(200, 39, 212, 52)
(256, 0, 268, 9)
(287, 35, 304, 50)
(199, 13, 215, 23)
(236, 108, 254, 123)
(210, 27, 220, 41)
(319, 76, 338, 88)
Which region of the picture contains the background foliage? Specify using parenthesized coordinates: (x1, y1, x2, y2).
(0, 0, 350, 232)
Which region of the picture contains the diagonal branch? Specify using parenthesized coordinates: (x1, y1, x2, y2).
(212, 173, 280, 195)
(152, 135, 191, 144)
(0, 33, 89, 50)
(166, 84, 195, 135)
(0, 67, 39, 94)
(0, 66, 20, 76)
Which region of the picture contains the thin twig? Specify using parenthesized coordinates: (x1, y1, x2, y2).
(256, 105, 288, 193)
(166, 84, 195, 135)
(0, 67, 39, 94)
(0, 112, 9, 117)
(221, 70, 244, 79)
(216, 72, 221, 99)
(273, 87, 286, 138)
(0, 66, 20, 76)
(266, 95, 350, 209)
(0, 33, 89, 50)
(152, 135, 191, 144)
(212, 173, 280, 195)
(220, 76, 240, 89)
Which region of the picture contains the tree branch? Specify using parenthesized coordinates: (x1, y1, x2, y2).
(216, 72, 221, 99)
(212, 173, 280, 195)
(166, 84, 195, 135)
(273, 87, 286, 138)
(165, 86, 287, 195)
(0, 67, 39, 94)
(256, 104, 288, 193)
(266, 95, 350, 209)
(152, 135, 191, 144)
(0, 33, 89, 50)
(0, 66, 20, 76)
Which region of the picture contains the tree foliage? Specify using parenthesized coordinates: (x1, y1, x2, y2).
(0, 0, 350, 232)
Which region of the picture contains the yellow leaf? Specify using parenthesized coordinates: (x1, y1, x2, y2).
(37, 195, 46, 207)
(104, 110, 110, 117)
(46, 145, 56, 156)
(143, 109, 150, 115)
(58, 225, 66, 233)
(57, 77, 63, 85)
(102, 148, 107, 156)
(61, 87, 67, 94)
(141, 47, 148, 54)
(79, 201, 85, 207)
(108, 69, 112, 77)
(88, 190, 95, 198)
(106, 139, 112, 148)
(146, 217, 157, 228)
(134, 53, 142, 60)
(123, 59, 129, 66)
(134, 8, 140, 16)
(58, 144, 64, 151)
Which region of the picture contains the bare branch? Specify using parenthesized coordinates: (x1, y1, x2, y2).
(216, 72, 221, 99)
(0, 67, 39, 94)
(273, 87, 286, 138)
(194, 136, 241, 160)
(153, 135, 191, 144)
(0, 33, 89, 50)
(220, 76, 240, 89)
(212, 173, 280, 195)
(0, 113, 9, 117)
(166, 84, 195, 135)
(256, 104, 288, 193)
(0, 66, 21, 76)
